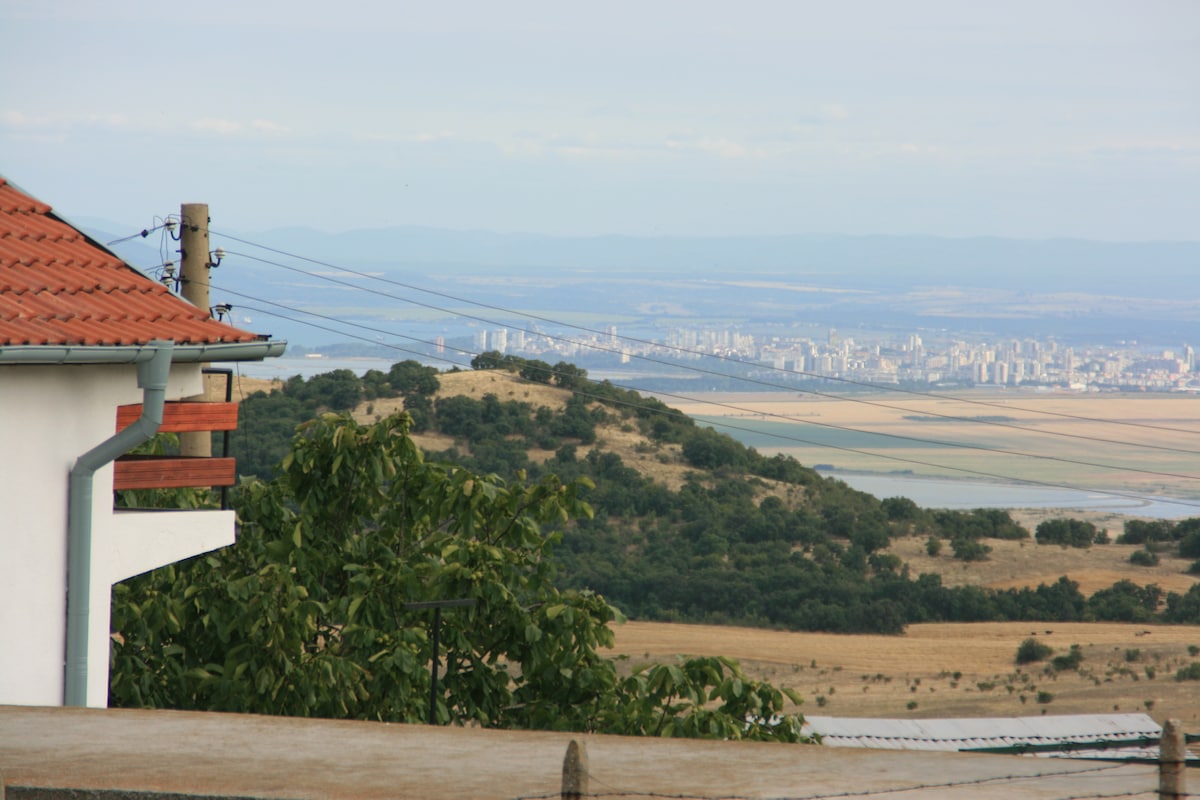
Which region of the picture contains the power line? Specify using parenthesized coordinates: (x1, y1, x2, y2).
(208, 227, 1200, 440)
(211, 243, 1200, 459)
(208, 282, 1200, 511)
(105, 220, 172, 246)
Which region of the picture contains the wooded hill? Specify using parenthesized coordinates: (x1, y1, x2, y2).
(228, 355, 1200, 635)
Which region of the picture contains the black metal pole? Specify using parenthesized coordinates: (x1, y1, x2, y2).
(428, 606, 442, 725)
(404, 598, 475, 726)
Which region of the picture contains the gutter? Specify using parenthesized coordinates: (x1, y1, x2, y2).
(0, 339, 286, 366)
(64, 340, 173, 707)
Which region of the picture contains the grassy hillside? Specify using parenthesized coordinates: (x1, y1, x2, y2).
(227, 363, 1200, 634)
(407, 369, 1198, 597)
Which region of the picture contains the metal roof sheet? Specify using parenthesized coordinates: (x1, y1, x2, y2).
(803, 714, 1166, 760)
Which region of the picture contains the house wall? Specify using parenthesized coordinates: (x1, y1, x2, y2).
(0, 363, 235, 708)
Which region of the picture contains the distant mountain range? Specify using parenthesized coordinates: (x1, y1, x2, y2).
(78, 217, 1200, 348)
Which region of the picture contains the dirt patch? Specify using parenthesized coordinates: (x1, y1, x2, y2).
(430, 369, 571, 410)
(202, 373, 280, 402)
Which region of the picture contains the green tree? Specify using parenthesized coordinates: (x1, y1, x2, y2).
(470, 351, 506, 370)
(551, 361, 588, 390)
(301, 369, 363, 411)
(1036, 518, 1097, 548)
(110, 412, 808, 741)
(681, 427, 747, 470)
(387, 360, 440, 397)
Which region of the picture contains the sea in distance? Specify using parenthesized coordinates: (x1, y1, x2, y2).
(229, 357, 1200, 520)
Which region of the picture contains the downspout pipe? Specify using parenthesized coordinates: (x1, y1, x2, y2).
(65, 340, 174, 706)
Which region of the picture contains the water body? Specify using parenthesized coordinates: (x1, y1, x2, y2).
(227, 356, 400, 381)
(821, 472, 1200, 520)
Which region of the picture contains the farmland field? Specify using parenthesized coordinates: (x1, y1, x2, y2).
(670, 390, 1200, 501)
(610, 620, 1200, 728)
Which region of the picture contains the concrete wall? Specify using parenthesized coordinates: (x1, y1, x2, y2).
(0, 364, 236, 708)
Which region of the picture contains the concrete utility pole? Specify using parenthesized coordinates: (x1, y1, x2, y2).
(179, 202, 212, 458)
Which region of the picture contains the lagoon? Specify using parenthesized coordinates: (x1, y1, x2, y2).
(821, 472, 1200, 520)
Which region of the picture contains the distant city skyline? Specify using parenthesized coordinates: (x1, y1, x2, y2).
(3, 1, 1198, 242)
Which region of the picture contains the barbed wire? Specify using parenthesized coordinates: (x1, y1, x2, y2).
(507, 760, 1147, 800)
(1048, 789, 1159, 800)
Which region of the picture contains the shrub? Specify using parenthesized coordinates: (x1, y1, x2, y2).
(1120, 519, 1175, 545)
(1180, 530, 1200, 559)
(1036, 691, 1054, 704)
(951, 536, 991, 561)
(1016, 638, 1053, 665)
(1174, 663, 1200, 681)
(1129, 549, 1159, 567)
(925, 536, 942, 557)
(1051, 644, 1084, 672)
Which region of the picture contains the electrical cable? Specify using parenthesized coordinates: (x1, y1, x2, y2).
(105, 221, 170, 247)
(209, 227, 1200, 440)
(205, 280, 1200, 511)
(213, 246, 1200, 459)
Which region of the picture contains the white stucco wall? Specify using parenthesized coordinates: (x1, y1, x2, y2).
(0, 363, 236, 708)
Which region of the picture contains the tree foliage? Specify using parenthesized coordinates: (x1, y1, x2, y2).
(1036, 518, 1099, 548)
(222, 361, 1200, 636)
(111, 412, 809, 741)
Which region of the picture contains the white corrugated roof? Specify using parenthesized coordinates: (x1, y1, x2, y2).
(803, 714, 1163, 759)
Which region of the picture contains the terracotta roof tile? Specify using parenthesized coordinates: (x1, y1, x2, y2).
(0, 177, 273, 348)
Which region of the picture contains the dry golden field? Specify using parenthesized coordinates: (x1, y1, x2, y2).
(609, 620, 1200, 727)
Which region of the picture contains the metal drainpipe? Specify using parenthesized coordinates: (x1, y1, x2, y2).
(64, 340, 173, 706)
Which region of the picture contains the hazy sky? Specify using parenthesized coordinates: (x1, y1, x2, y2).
(3, 1, 1197, 239)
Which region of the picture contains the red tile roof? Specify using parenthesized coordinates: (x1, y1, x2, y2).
(0, 177, 270, 348)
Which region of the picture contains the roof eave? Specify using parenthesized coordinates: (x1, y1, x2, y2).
(0, 339, 288, 365)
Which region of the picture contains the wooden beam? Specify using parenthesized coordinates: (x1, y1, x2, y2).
(117, 401, 238, 433)
(113, 456, 237, 490)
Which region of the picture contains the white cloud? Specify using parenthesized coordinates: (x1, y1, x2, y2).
(819, 104, 849, 122)
(355, 130, 455, 144)
(693, 137, 748, 159)
(665, 135, 752, 159)
(251, 119, 290, 134)
(192, 118, 243, 135)
(2, 110, 44, 128)
(553, 144, 644, 161)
